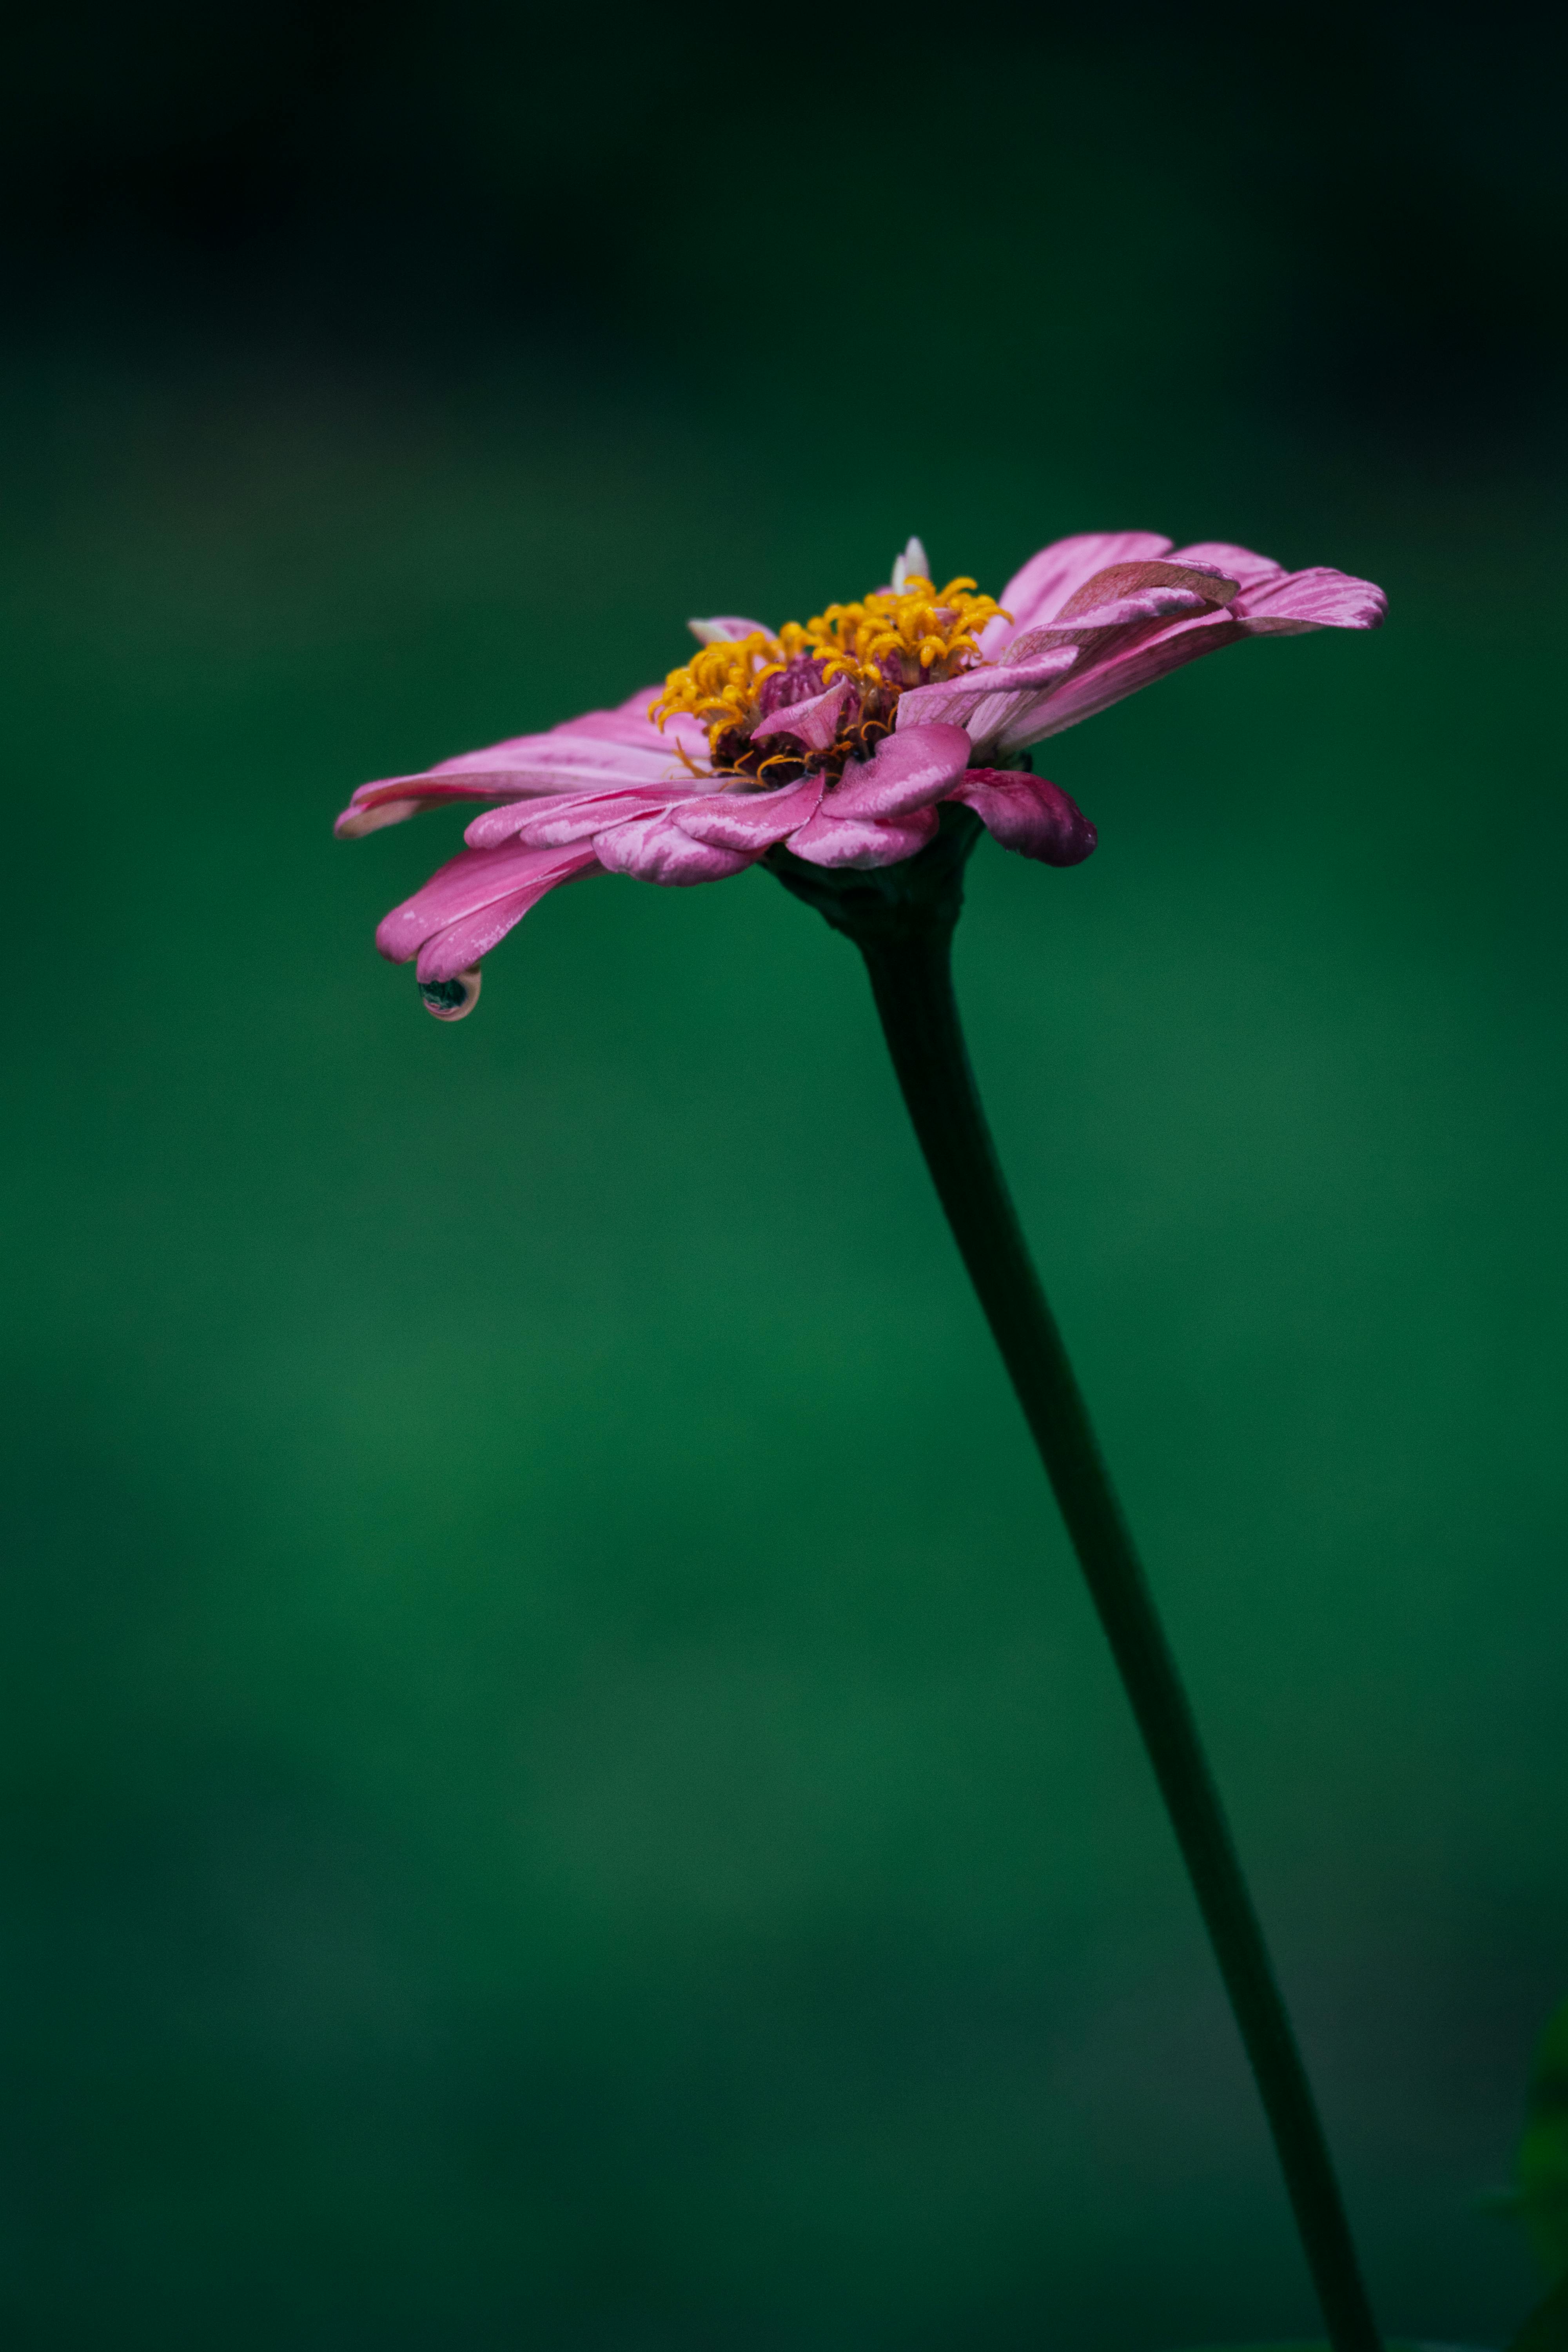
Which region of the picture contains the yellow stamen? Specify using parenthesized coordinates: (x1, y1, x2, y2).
(650, 574, 1009, 769)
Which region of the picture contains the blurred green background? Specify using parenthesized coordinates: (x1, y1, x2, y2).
(4, 5, 1567, 2346)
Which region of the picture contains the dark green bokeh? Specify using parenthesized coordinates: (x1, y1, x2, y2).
(1519, 2001, 1568, 2285)
(4, 8, 1567, 2347)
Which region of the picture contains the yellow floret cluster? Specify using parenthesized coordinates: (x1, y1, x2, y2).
(651, 575, 1007, 761)
(808, 575, 1006, 690)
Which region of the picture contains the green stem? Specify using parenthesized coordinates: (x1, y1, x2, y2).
(868, 925, 1379, 2352)
(768, 816, 1380, 2352)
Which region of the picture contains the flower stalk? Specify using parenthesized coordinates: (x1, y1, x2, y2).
(769, 809, 1382, 2352)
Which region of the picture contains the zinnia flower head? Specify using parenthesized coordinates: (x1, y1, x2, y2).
(336, 529, 1385, 1019)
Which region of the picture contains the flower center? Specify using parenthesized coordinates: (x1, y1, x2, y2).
(651, 573, 1007, 785)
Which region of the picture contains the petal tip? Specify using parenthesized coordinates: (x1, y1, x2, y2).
(336, 796, 422, 838)
(890, 535, 931, 591)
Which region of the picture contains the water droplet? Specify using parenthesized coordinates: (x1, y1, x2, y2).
(417, 967, 482, 1021)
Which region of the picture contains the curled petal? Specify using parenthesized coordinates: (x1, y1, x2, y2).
(377, 840, 595, 964)
(373, 842, 601, 983)
(828, 721, 973, 819)
(786, 804, 940, 870)
(952, 769, 1097, 866)
(412, 887, 571, 984)
(673, 774, 825, 851)
(592, 812, 756, 885)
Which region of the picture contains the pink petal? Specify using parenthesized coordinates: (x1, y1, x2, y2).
(952, 769, 1098, 866)
(827, 722, 973, 819)
(1232, 566, 1387, 633)
(1049, 558, 1239, 624)
(999, 612, 1249, 744)
(553, 686, 709, 751)
(927, 572, 1243, 760)
(414, 867, 597, 984)
(335, 779, 506, 838)
(991, 531, 1174, 642)
(750, 677, 853, 752)
(892, 651, 1080, 757)
(465, 784, 689, 849)
(1171, 540, 1286, 591)
(786, 805, 940, 869)
(592, 812, 757, 885)
(1004, 561, 1385, 748)
(375, 842, 600, 975)
(673, 773, 826, 851)
(335, 692, 709, 836)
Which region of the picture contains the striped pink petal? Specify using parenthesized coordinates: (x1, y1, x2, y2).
(1230, 566, 1387, 633)
(673, 774, 826, 851)
(465, 784, 691, 849)
(913, 537, 1385, 759)
(828, 722, 973, 819)
(1010, 561, 1386, 747)
(592, 812, 757, 885)
(335, 689, 708, 836)
(988, 531, 1175, 642)
(786, 804, 940, 869)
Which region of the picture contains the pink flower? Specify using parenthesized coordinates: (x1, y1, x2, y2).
(337, 530, 1385, 1018)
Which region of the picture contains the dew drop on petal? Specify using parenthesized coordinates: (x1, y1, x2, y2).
(417, 967, 482, 1021)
